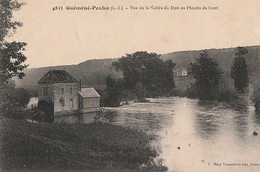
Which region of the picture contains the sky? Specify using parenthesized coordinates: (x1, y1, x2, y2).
(10, 0, 260, 68)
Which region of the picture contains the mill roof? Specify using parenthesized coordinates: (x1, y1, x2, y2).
(38, 70, 78, 84)
(78, 88, 101, 98)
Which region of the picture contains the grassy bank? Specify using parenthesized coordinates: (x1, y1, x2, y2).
(0, 118, 165, 171)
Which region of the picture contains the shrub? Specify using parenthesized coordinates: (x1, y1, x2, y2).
(38, 100, 54, 122)
(186, 85, 199, 99)
(0, 87, 30, 119)
(93, 108, 117, 124)
(217, 90, 238, 102)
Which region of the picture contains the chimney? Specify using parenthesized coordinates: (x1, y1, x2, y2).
(79, 79, 81, 91)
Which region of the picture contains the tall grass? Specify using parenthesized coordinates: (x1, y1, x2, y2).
(0, 118, 165, 171)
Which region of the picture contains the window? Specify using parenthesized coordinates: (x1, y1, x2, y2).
(70, 87, 73, 94)
(44, 87, 48, 96)
(61, 88, 64, 94)
(59, 98, 65, 107)
(69, 99, 73, 109)
(92, 98, 96, 107)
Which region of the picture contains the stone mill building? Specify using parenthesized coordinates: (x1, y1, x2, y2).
(38, 70, 100, 116)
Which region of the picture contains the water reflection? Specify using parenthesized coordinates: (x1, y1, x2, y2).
(108, 97, 260, 172)
(254, 111, 260, 126)
(110, 100, 175, 133)
(54, 97, 260, 171)
(195, 112, 220, 139)
(233, 110, 249, 140)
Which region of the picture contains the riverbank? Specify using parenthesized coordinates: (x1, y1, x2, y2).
(0, 118, 166, 171)
(173, 88, 256, 110)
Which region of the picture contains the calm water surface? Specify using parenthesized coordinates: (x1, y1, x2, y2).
(107, 97, 260, 172)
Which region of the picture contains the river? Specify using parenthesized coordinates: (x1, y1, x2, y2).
(107, 97, 260, 172)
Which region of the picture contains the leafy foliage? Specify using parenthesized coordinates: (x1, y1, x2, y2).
(135, 82, 147, 102)
(217, 90, 238, 102)
(0, 0, 24, 41)
(102, 76, 123, 107)
(112, 51, 175, 97)
(0, 84, 30, 118)
(231, 47, 249, 93)
(190, 50, 223, 100)
(0, 0, 29, 118)
(38, 100, 54, 122)
(0, 0, 28, 86)
(93, 108, 117, 124)
(0, 41, 28, 83)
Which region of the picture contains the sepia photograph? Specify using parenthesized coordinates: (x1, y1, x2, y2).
(1, 0, 260, 171)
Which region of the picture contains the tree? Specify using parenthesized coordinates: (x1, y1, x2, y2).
(190, 50, 223, 100)
(162, 60, 175, 94)
(112, 51, 175, 97)
(231, 47, 249, 93)
(135, 82, 147, 102)
(0, 0, 28, 86)
(0, 0, 28, 118)
(103, 76, 123, 107)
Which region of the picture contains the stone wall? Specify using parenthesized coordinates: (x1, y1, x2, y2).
(38, 83, 55, 102)
(53, 83, 79, 115)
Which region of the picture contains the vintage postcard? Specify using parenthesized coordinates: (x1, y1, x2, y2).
(1, 0, 260, 171)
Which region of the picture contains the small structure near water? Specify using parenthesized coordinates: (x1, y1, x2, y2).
(78, 88, 101, 113)
(37, 70, 100, 117)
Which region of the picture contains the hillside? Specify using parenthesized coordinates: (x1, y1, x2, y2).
(161, 46, 260, 75)
(160, 46, 260, 87)
(14, 46, 260, 90)
(14, 58, 122, 90)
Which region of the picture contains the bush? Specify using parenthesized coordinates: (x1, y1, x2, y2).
(135, 82, 147, 102)
(0, 87, 30, 119)
(26, 87, 38, 97)
(186, 85, 199, 99)
(38, 100, 54, 122)
(93, 108, 117, 124)
(174, 84, 238, 103)
(102, 76, 123, 107)
(255, 100, 260, 111)
(217, 90, 238, 102)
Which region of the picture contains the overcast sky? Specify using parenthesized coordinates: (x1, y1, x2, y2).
(10, 0, 260, 68)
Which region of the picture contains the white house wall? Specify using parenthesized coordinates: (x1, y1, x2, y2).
(53, 83, 79, 115)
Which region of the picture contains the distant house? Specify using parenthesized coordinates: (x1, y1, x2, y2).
(173, 66, 194, 93)
(173, 66, 188, 77)
(78, 88, 101, 113)
(181, 68, 188, 76)
(37, 70, 100, 116)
